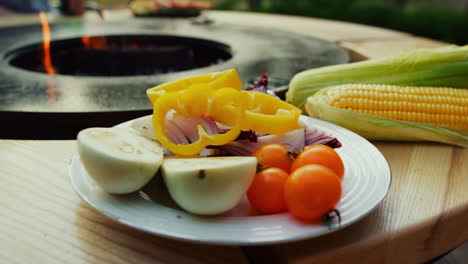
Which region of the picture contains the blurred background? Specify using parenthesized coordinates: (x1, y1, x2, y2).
(215, 0, 468, 45)
(1, 0, 467, 45)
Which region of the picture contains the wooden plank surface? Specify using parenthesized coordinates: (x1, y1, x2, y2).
(339, 36, 449, 59)
(0, 140, 248, 264)
(0, 9, 467, 264)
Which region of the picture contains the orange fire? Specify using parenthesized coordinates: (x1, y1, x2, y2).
(131, 42, 140, 49)
(39, 11, 56, 76)
(82, 36, 110, 49)
(46, 82, 57, 101)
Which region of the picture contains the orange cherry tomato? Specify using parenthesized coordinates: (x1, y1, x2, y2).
(247, 167, 289, 214)
(252, 144, 292, 172)
(291, 145, 344, 181)
(285, 164, 342, 221)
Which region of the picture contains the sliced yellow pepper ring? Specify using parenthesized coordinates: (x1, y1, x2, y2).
(149, 69, 302, 156)
(212, 91, 302, 134)
(153, 86, 245, 156)
(241, 91, 302, 134)
(146, 68, 243, 104)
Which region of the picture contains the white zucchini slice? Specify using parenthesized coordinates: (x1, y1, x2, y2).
(162, 157, 257, 215)
(77, 127, 164, 194)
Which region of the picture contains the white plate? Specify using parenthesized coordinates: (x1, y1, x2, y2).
(69, 115, 391, 246)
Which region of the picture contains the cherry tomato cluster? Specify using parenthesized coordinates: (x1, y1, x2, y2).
(247, 144, 344, 222)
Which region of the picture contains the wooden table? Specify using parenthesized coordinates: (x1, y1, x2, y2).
(1, 10, 467, 264)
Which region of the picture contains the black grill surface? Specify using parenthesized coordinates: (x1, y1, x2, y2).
(0, 18, 349, 139)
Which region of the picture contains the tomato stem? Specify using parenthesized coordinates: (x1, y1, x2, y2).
(256, 161, 268, 172)
(287, 150, 299, 160)
(323, 208, 341, 229)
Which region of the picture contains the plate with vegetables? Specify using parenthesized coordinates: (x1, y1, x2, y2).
(69, 69, 391, 245)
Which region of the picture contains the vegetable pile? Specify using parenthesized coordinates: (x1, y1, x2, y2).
(144, 68, 340, 156)
(77, 69, 346, 223)
(148, 69, 302, 156)
(249, 144, 344, 222)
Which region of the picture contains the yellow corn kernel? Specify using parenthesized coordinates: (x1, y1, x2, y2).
(326, 84, 468, 131)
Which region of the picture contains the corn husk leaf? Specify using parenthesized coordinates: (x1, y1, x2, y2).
(288, 45, 468, 111)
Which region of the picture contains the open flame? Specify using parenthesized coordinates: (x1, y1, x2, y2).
(82, 36, 110, 49)
(39, 12, 56, 101)
(39, 11, 56, 76)
(81, 36, 151, 50)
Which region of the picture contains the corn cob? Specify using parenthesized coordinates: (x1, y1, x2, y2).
(305, 84, 468, 147)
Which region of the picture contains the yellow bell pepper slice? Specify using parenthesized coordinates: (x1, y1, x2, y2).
(153, 86, 245, 156)
(213, 90, 302, 134)
(149, 69, 302, 156)
(146, 68, 243, 104)
(241, 91, 302, 134)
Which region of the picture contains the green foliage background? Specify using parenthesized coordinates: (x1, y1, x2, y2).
(215, 0, 468, 45)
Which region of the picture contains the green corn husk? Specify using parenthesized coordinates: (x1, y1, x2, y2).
(305, 86, 468, 147)
(287, 45, 468, 111)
